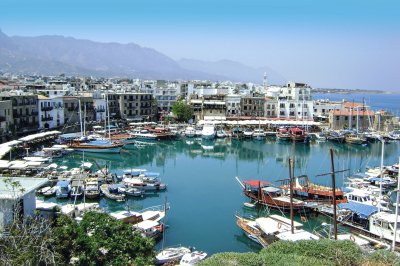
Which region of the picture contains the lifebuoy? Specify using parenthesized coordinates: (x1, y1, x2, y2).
(383, 195, 389, 201)
(301, 216, 307, 222)
(372, 201, 378, 206)
(277, 222, 282, 229)
(350, 235, 355, 242)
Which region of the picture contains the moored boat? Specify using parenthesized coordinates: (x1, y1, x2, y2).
(155, 246, 191, 265)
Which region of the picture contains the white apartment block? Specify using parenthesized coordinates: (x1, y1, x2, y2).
(93, 91, 106, 122)
(225, 95, 241, 116)
(38, 95, 64, 129)
(313, 100, 342, 121)
(275, 82, 313, 120)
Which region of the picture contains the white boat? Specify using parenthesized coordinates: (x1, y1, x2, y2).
(133, 220, 163, 239)
(253, 129, 266, 140)
(345, 188, 390, 211)
(131, 129, 158, 141)
(184, 126, 196, 138)
(55, 180, 71, 198)
(243, 128, 254, 138)
(155, 246, 191, 265)
(84, 178, 100, 199)
(195, 126, 203, 137)
(201, 124, 216, 140)
(216, 129, 227, 138)
(180, 250, 207, 265)
(110, 205, 166, 224)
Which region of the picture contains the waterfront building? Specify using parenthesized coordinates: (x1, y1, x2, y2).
(38, 95, 64, 129)
(0, 177, 48, 231)
(190, 95, 226, 121)
(276, 82, 313, 120)
(153, 81, 179, 115)
(328, 109, 374, 131)
(106, 92, 154, 121)
(264, 97, 278, 118)
(240, 95, 265, 117)
(374, 110, 395, 132)
(313, 100, 343, 122)
(225, 95, 242, 117)
(0, 93, 39, 136)
(63, 95, 94, 125)
(0, 100, 13, 141)
(93, 91, 106, 122)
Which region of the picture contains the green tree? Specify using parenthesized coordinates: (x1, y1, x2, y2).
(171, 100, 193, 122)
(73, 212, 154, 266)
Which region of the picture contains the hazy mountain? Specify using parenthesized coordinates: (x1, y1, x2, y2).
(0, 30, 283, 83)
(178, 58, 286, 84)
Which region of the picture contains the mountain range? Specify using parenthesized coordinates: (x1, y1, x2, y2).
(0, 30, 285, 84)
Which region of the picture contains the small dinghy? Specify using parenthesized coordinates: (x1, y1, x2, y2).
(243, 202, 256, 208)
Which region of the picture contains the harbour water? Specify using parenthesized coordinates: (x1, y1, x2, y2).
(45, 138, 400, 255)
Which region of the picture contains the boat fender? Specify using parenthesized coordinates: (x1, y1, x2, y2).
(371, 197, 376, 202)
(372, 201, 378, 206)
(383, 195, 389, 201)
(277, 222, 282, 229)
(350, 235, 355, 242)
(301, 216, 307, 222)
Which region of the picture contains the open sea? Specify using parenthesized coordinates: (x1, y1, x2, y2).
(47, 138, 400, 255)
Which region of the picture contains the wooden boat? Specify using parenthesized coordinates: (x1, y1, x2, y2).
(276, 128, 291, 142)
(236, 178, 306, 211)
(289, 127, 309, 143)
(133, 220, 164, 240)
(100, 184, 125, 201)
(69, 139, 123, 153)
(279, 175, 347, 205)
(84, 178, 100, 199)
(345, 134, 367, 145)
(326, 131, 345, 143)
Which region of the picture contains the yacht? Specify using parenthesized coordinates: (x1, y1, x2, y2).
(184, 126, 196, 138)
(253, 128, 266, 140)
(201, 124, 216, 140)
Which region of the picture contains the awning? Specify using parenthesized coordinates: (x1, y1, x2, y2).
(243, 180, 270, 187)
(338, 202, 378, 219)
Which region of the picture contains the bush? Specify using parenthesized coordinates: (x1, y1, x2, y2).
(364, 249, 400, 266)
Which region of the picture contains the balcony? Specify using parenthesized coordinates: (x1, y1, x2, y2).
(41, 116, 53, 122)
(41, 106, 53, 112)
(96, 108, 106, 113)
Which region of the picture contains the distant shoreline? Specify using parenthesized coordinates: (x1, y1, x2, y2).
(311, 88, 398, 94)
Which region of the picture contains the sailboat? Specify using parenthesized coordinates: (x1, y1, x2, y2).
(69, 98, 123, 153)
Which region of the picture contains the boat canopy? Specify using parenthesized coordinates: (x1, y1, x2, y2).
(262, 186, 282, 193)
(338, 202, 378, 219)
(243, 180, 270, 187)
(56, 180, 70, 188)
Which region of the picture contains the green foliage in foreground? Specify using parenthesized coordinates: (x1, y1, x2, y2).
(0, 211, 155, 266)
(171, 100, 193, 122)
(199, 240, 400, 266)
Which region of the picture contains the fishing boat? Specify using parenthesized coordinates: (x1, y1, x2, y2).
(110, 204, 167, 224)
(55, 180, 72, 198)
(117, 186, 145, 197)
(131, 128, 158, 141)
(134, 220, 164, 240)
(216, 129, 227, 138)
(184, 126, 196, 138)
(326, 131, 345, 143)
(195, 126, 203, 137)
(84, 178, 100, 199)
(155, 246, 191, 265)
(289, 127, 309, 143)
(253, 129, 266, 140)
(235, 215, 278, 247)
(100, 184, 125, 201)
(231, 127, 244, 139)
(345, 134, 367, 145)
(276, 128, 291, 142)
(243, 128, 254, 139)
(236, 178, 306, 211)
(201, 124, 216, 140)
(123, 177, 167, 191)
(179, 250, 207, 266)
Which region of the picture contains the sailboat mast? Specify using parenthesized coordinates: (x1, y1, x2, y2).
(83, 104, 86, 136)
(78, 99, 83, 137)
(106, 94, 111, 140)
(378, 139, 385, 212)
(392, 156, 400, 251)
(289, 158, 294, 234)
(330, 148, 338, 240)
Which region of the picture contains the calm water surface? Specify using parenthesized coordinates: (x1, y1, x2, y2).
(50, 138, 400, 255)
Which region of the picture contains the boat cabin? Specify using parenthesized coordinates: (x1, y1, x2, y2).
(369, 212, 400, 243)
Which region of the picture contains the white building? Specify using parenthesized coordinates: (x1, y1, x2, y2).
(276, 82, 313, 120)
(38, 94, 64, 129)
(93, 91, 106, 122)
(0, 177, 47, 231)
(313, 99, 342, 121)
(225, 95, 242, 116)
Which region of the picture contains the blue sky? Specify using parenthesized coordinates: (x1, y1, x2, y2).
(1, 0, 399, 91)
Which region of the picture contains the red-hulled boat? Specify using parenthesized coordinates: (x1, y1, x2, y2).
(288, 127, 310, 143)
(236, 178, 306, 211)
